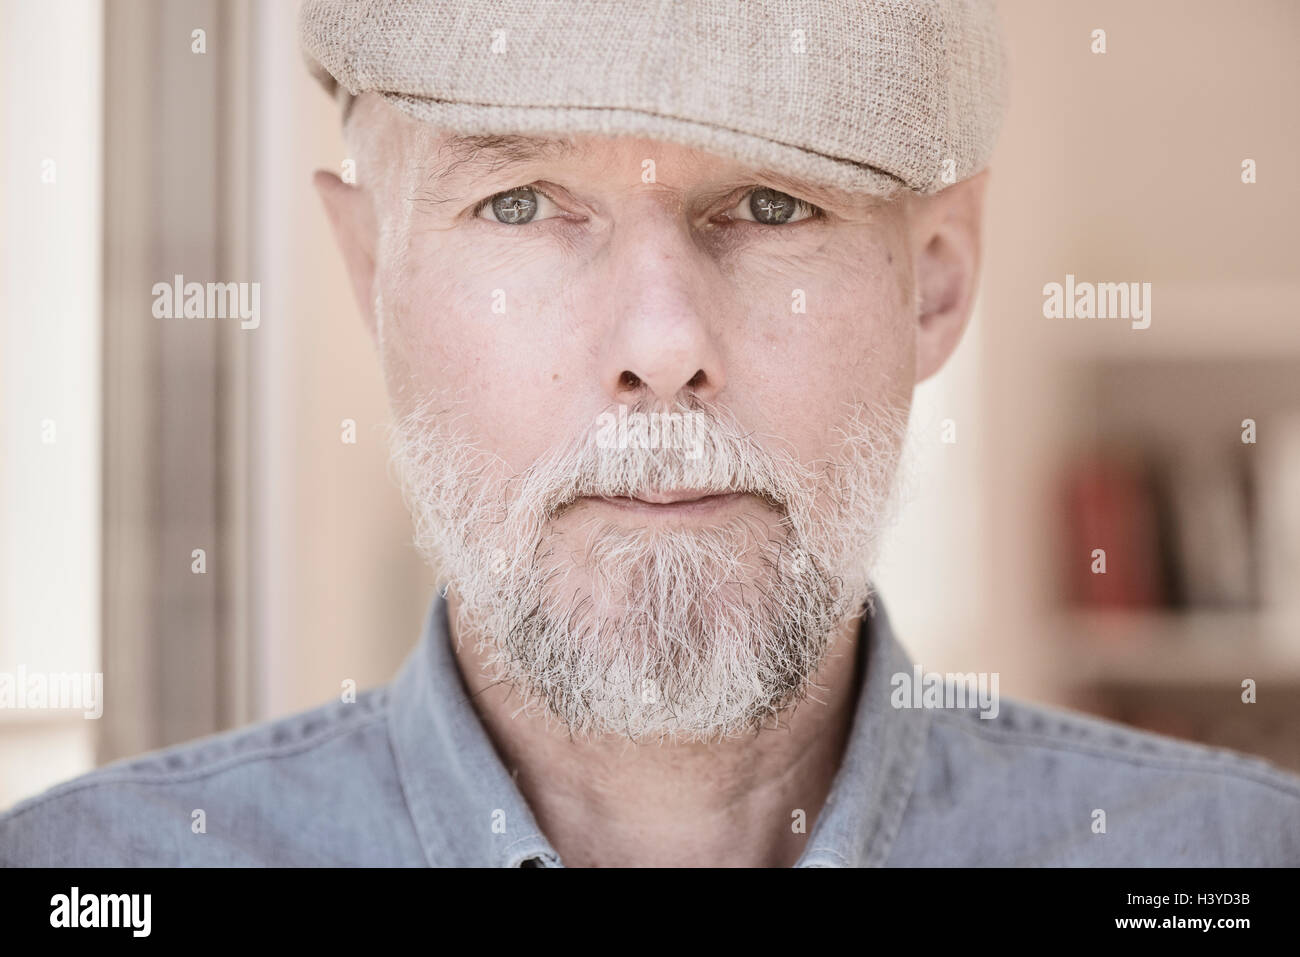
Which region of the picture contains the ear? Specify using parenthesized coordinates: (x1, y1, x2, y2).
(909, 169, 988, 383)
(314, 169, 379, 339)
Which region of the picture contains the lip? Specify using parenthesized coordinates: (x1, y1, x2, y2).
(583, 490, 748, 516)
(622, 488, 729, 505)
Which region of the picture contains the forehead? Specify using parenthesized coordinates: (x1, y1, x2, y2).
(426, 131, 760, 188)
(366, 108, 871, 210)
(429, 133, 712, 179)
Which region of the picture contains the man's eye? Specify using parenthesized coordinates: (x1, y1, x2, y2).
(476, 186, 560, 225)
(730, 187, 820, 225)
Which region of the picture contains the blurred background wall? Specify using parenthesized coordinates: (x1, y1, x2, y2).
(968, 0, 1300, 772)
(1, 0, 1297, 809)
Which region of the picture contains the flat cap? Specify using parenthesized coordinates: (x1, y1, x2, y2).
(300, 0, 1007, 195)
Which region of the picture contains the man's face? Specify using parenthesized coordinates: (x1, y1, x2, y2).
(322, 97, 979, 742)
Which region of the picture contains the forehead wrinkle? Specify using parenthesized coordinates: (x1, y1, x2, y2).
(409, 133, 585, 210)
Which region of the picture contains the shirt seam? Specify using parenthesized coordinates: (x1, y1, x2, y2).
(867, 707, 933, 866)
(384, 702, 437, 868)
(803, 846, 851, 867)
(0, 708, 391, 826)
(930, 711, 1300, 800)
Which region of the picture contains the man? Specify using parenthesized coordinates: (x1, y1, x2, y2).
(3, 0, 1299, 867)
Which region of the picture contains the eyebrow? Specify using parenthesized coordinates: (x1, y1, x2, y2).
(411, 134, 585, 209)
(408, 133, 877, 214)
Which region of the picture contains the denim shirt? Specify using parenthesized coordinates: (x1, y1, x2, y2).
(3, 593, 1299, 866)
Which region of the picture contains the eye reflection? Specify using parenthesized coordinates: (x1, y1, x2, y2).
(478, 186, 555, 225)
(487, 187, 537, 224)
(741, 187, 819, 225)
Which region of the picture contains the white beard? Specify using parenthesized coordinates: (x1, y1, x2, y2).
(388, 395, 908, 742)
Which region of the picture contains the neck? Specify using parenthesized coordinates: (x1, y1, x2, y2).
(445, 592, 865, 867)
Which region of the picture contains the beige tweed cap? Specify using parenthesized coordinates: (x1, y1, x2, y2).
(300, 0, 1007, 196)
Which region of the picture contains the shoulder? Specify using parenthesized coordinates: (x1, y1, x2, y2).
(894, 696, 1300, 866)
(0, 688, 421, 866)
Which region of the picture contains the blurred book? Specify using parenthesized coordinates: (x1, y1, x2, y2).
(1164, 444, 1255, 608)
(1257, 412, 1300, 621)
(1060, 453, 1164, 608)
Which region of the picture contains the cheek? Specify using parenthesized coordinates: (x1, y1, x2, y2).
(727, 234, 916, 459)
(378, 244, 588, 471)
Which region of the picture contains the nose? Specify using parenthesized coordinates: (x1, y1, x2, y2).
(599, 214, 727, 407)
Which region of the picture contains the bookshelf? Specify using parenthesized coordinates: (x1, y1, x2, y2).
(1033, 351, 1300, 769)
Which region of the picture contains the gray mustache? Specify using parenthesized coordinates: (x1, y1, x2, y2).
(515, 402, 798, 518)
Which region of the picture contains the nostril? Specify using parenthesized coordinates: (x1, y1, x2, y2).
(619, 370, 642, 390)
(686, 369, 706, 389)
